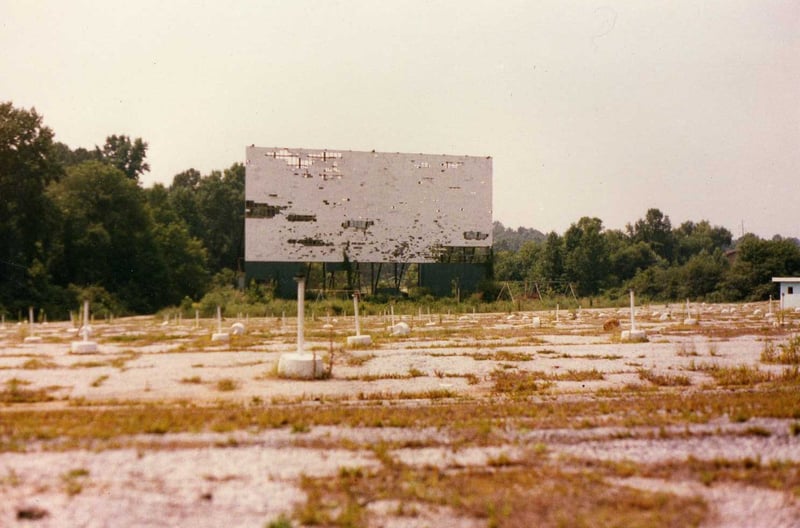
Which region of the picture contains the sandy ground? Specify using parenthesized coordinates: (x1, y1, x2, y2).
(1, 302, 799, 527)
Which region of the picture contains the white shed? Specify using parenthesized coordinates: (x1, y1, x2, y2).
(772, 277, 800, 309)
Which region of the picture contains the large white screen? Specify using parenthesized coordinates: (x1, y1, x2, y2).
(245, 147, 492, 263)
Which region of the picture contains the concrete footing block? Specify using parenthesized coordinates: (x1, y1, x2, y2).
(71, 341, 98, 354)
(621, 329, 648, 342)
(277, 352, 325, 379)
(346, 335, 373, 347)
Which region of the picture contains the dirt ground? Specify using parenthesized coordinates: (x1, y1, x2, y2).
(1, 302, 799, 527)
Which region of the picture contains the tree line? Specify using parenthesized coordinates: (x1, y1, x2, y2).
(1, 102, 243, 317)
(492, 209, 800, 303)
(2, 101, 798, 317)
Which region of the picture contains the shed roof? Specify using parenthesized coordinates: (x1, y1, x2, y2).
(772, 277, 800, 282)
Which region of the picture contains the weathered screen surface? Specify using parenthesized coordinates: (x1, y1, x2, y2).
(245, 147, 492, 263)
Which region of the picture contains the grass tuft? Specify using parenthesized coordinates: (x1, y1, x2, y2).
(0, 378, 56, 403)
(490, 370, 553, 396)
(761, 336, 800, 365)
(638, 369, 691, 387)
(215, 378, 239, 392)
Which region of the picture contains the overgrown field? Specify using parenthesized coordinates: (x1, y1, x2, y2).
(1, 301, 799, 527)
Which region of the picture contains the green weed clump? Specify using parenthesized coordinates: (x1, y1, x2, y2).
(345, 353, 375, 367)
(705, 365, 773, 387)
(265, 514, 293, 528)
(556, 368, 605, 382)
(638, 369, 691, 387)
(490, 370, 553, 396)
(21, 358, 59, 370)
(632, 456, 800, 497)
(0, 378, 56, 404)
(216, 378, 239, 392)
(62, 468, 90, 496)
(296, 457, 708, 528)
(90, 375, 109, 388)
(494, 350, 534, 362)
(761, 336, 800, 365)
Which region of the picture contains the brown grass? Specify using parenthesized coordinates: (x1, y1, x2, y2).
(215, 378, 239, 392)
(0, 378, 57, 404)
(638, 369, 691, 387)
(603, 456, 800, 497)
(490, 370, 554, 396)
(761, 336, 800, 365)
(296, 453, 708, 527)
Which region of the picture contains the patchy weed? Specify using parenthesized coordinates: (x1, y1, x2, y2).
(0, 378, 56, 404)
(345, 353, 375, 367)
(638, 369, 691, 387)
(494, 350, 534, 362)
(215, 378, 239, 392)
(90, 375, 109, 388)
(705, 365, 773, 387)
(762, 336, 800, 365)
(21, 358, 58, 369)
(62, 468, 90, 496)
(490, 370, 553, 396)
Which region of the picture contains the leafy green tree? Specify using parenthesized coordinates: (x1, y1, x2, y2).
(144, 183, 210, 302)
(151, 222, 209, 303)
(629, 264, 682, 300)
(48, 161, 166, 312)
(627, 208, 675, 262)
(492, 221, 545, 252)
(171, 168, 202, 190)
(720, 234, 800, 300)
(51, 142, 98, 168)
(679, 250, 729, 299)
(533, 231, 565, 283)
(96, 134, 150, 181)
(674, 220, 732, 264)
(563, 217, 608, 296)
(144, 183, 180, 225)
(609, 240, 661, 284)
(493, 250, 522, 281)
(194, 163, 245, 273)
(167, 169, 204, 244)
(0, 102, 63, 312)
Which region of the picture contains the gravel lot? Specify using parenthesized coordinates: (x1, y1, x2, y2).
(1, 302, 799, 527)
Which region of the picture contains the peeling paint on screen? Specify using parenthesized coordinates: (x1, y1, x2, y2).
(245, 147, 492, 263)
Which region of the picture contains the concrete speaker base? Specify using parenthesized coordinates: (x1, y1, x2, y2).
(278, 352, 325, 379)
(71, 341, 99, 354)
(346, 335, 372, 347)
(621, 329, 648, 342)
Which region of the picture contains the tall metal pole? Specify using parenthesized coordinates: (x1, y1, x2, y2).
(353, 291, 361, 336)
(629, 289, 636, 332)
(82, 300, 90, 342)
(296, 275, 306, 353)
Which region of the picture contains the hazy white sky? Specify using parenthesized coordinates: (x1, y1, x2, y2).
(2, 0, 798, 238)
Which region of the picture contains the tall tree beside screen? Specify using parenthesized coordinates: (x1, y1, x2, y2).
(0, 102, 63, 311)
(47, 161, 166, 312)
(195, 163, 245, 273)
